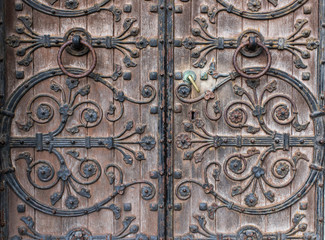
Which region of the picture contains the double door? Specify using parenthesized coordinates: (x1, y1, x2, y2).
(0, 0, 324, 239)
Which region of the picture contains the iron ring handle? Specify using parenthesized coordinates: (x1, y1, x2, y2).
(57, 39, 97, 79)
(233, 41, 271, 79)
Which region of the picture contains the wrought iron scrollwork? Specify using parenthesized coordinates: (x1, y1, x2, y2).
(22, 0, 122, 19)
(176, 147, 310, 209)
(174, 67, 324, 213)
(179, 18, 319, 69)
(179, 0, 309, 21)
(11, 215, 157, 240)
(12, 147, 155, 215)
(6, 17, 156, 69)
(177, 73, 309, 134)
(15, 69, 155, 134)
(176, 213, 318, 240)
(0, 68, 157, 216)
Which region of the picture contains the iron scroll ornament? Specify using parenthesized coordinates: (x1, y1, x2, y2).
(176, 213, 318, 240)
(175, 67, 325, 215)
(6, 17, 155, 69)
(21, 0, 122, 19)
(24, 0, 309, 20)
(0, 68, 157, 217)
(11, 212, 317, 239)
(179, 0, 309, 21)
(179, 18, 319, 69)
(11, 215, 157, 240)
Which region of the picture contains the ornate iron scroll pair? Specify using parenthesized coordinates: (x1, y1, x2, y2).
(175, 67, 324, 214)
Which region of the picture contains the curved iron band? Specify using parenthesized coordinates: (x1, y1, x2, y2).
(22, 0, 111, 17)
(58, 40, 97, 79)
(233, 41, 271, 79)
(216, 0, 308, 20)
(0, 68, 324, 216)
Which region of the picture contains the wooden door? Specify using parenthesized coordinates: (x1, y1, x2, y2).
(0, 0, 324, 239)
(1, 0, 163, 239)
(170, 0, 325, 239)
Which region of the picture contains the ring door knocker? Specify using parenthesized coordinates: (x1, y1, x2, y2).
(58, 35, 97, 78)
(233, 36, 271, 79)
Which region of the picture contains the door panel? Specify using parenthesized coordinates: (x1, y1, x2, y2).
(2, 0, 163, 239)
(0, 0, 324, 240)
(171, 0, 323, 239)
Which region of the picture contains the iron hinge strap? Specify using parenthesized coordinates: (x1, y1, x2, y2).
(310, 111, 325, 118)
(0, 109, 14, 118)
(310, 164, 324, 171)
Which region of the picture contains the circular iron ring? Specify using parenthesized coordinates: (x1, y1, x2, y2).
(57, 40, 97, 79)
(233, 41, 271, 79)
